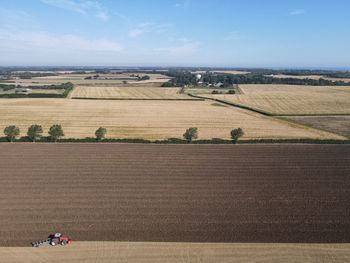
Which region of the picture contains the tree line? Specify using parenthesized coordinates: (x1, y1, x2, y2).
(162, 71, 350, 87)
(0, 82, 73, 90)
(183, 127, 243, 143)
(3, 125, 244, 143)
(3, 125, 107, 142)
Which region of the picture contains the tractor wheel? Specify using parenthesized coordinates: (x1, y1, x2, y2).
(61, 240, 67, 246)
(50, 241, 56, 246)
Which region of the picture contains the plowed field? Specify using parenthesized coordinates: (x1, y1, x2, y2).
(0, 144, 349, 246)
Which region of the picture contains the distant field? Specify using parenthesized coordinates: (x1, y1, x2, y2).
(185, 88, 235, 95)
(205, 84, 350, 115)
(269, 74, 350, 83)
(30, 89, 64, 94)
(192, 70, 250, 75)
(71, 86, 191, 100)
(2, 242, 350, 263)
(2, 73, 171, 87)
(0, 88, 64, 95)
(286, 116, 350, 138)
(0, 98, 341, 140)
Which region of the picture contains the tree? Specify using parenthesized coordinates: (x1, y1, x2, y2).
(183, 127, 198, 142)
(231, 128, 244, 143)
(4, 125, 20, 142)
(27, 124, 43, 142)
(138, 75, 150, 81)
(95, 127, 107, 141)
(48, 124, 64, 142)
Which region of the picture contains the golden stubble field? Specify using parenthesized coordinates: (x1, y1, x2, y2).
(1, 242, 350, 263)
(71, 86, 192, 100)
(0, 98, 342, 140)
(206, 84, 350, 115)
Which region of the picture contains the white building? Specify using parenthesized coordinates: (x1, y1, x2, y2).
(15, 87, 32, 94)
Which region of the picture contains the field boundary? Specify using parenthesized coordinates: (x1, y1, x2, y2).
(187, 94, 272, 116)
(188, 94, 350, 117)
(1, 137, 349, 144)
(71, 97, 204, 101)
(0, 85, 74, 99)
(274, 113, 350, 117)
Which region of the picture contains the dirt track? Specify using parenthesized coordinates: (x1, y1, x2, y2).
(2, 242, 350, 263)
(0, 144, 349, 246)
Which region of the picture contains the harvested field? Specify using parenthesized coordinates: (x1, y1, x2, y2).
(185, 88, 235, 95)
(30, 89, 64, 95)
(1, 242, 350, 263)
(206, 84, 350, 115)
(286, 116, 350, 138)
(0, 98, 342, 140)
(0, 144, 349, 247)
(71, 86, 191, 100)
(269, 74, 350, 83)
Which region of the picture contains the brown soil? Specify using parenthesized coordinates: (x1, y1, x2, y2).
(286, 116, 350, 138)
(0, 144, 349, 246)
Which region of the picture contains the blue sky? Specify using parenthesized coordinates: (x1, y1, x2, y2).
(0, 0, 349, 67)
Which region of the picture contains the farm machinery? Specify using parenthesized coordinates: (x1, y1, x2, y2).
(31, 233, 72, 247)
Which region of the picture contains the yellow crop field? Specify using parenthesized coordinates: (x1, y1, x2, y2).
(0, 98, 342, 140)
(71, 86, 191, 99)
(206, 84, 350, 115)
(1, 242, 349, 263)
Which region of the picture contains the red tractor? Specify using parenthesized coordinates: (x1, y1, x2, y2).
(32, 233, 72, 247)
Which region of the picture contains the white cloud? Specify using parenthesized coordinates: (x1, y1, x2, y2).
(128, 23, 173, 38)
(0, 29, 123, 52)
(0, 7, 202, 65)
(290, 9, 306, 16)
(40, 0, 110, 21)
(175, 0, 191, 9)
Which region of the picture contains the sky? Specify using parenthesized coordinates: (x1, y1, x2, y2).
(0, 0, 349, 68)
